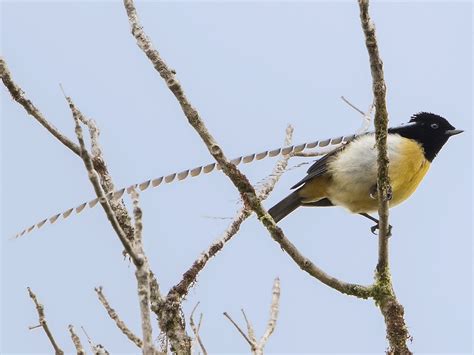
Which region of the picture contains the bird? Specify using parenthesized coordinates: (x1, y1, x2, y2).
(268, 112, 463, 232)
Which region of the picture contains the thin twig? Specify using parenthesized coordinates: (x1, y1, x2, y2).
(0, 57, 81, 155)
(257, 277, 281, 350)
(358, 1, 411, 353)
(294, 97, 373, 158)
(94, 287, 143, 348)
(223, 312, 255, 349)
(124, 4, 193, 352)
(340, 95, 375, 134)
(66, 95, 141, 264)
(81, 326, 94, 350)
(225, 279, 281, 354)
(130, 188, 158, 355)
(124, 0, 371, 298)
(81, 326, 110, 355)
(68, 325, 86, 355)
(240, 309, 257, 345)
(341, 95, 366, 115)
(169, 126, 293, 300)
(189, 303, 208, 355)
(64, 94, 163, 353)
(27, 288, 64, 355)
(123, 0, 371, 300)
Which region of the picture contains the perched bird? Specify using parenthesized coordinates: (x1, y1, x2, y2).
(268, 112, 463, 230)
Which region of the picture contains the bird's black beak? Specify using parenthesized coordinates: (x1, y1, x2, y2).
(445, 129, 464, 136)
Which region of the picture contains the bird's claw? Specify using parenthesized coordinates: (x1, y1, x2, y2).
(370, 223, 392, 237)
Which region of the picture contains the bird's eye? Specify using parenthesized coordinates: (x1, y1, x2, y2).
(431, 123, 439, 129)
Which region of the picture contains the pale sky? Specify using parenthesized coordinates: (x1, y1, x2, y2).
(1, 1, 472, 354)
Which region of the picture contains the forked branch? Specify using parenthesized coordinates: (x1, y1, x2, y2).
(169, 125, 294, 300)
(68, 325, 86, 355)
(224, 278, 281, 354)
(123, 0, 371, 300)
(27, 288, 64, 355)
(95, 287, 143, 349)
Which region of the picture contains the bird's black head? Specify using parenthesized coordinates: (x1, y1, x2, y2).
(389, 112, 463, 161)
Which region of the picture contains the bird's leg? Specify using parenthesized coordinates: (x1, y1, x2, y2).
(369, 184, 393, 201)
(369, 184, 378, 199)
(359, 213, 392, 237)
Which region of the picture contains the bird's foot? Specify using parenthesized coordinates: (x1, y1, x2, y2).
(370, 223, 392, 237)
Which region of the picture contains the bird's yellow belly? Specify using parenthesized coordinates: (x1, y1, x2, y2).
(332, 160, 430, 213)
(327, 137, 431, 213)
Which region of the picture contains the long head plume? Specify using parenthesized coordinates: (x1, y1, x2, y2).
(12, 133, 358, 239)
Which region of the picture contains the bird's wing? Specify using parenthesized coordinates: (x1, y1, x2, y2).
(290, 144, 347, 190)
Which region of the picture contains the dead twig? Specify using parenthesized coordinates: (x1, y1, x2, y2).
(130, 188, 158, 355)
(27, 287, 64, 355)
(189, 303, 208, 355)
(0, 57, 81, 155)
(169, 126, 293, 300)
(224, 278, 281, 355)
(223, 312, 254, 349)
(68, 325, 86, 355)
(62, 91, 160, 354)
(258, 277, 281, 351)
(293, 96, 373, 158)
(94, 287, 143, 348)
(123, 0, 371, 299)
(66, 95, 141, 264)
(80, 326, 110, 355)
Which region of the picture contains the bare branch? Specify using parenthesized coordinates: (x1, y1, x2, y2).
(0, 57, 81, 155)
(123, 0, 371, 300)
(341, 95, 366, 116)
(189, 303, 208, 355)
(358, 0, 391, 265)
(225, 278, 281, 355)
(27, 287, 64, 355)
(130, 188, 158, 355)
(258, 277, 281, 350)
(81, 326, 110, 355)
(66, 95, 141, 264)
(169, 126, 293, 300)
(223, 312, 255, 349)
(64, 95, 165, 353)
(240, 309, 257, 345)
(94, 287, 143, 348)
(294, 98, 373, 158)
(340, 95, 374, 134)
(358, 1, 412, 353)
(68, 325, 86, 355)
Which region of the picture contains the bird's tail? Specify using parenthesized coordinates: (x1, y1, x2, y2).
(268, 191, 302, 223)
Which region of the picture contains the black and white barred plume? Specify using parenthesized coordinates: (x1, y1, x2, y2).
(13, 133, 358, 238)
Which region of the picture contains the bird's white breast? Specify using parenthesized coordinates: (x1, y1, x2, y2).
(327, 134, 409, 212)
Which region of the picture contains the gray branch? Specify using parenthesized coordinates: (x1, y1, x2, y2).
(27, 287, 64, 355)
(123, 0, 371, 301)
(358, 1, 412, 353)
(68, 325, 86, 355)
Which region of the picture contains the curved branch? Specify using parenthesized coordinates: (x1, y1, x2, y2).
(169, 126, 293, 300)
(0, 57, 81, 155)
(95, 287, 143, 349)
(123, 0, 371, 300)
